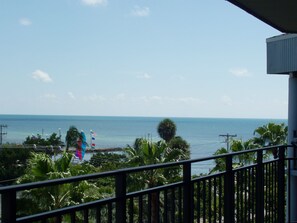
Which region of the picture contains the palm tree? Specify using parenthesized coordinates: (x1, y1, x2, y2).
(210, 139, 257, 173)
(210, 147, 228, 174)
(253, 122, 287, 146)
(125, 138, 184, 223)
(168, 136, 190, 160)
(157, 118, 176, 142)
(253, 122, 287, 158)
(230, 139, 257, 165)
(65, 126, 80, 151)
(16, 152, 100, 219)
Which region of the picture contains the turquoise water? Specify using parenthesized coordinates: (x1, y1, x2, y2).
(0, 115, 287, 173)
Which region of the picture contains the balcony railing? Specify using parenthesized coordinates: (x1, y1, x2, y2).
(0, 145, 293, 223)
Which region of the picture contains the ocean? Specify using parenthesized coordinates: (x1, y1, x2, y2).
(0, 115, 287, 173)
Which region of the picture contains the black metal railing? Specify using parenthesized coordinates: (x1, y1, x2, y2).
(0, 145, 292, 223)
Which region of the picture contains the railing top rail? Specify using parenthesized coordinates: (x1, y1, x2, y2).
(0, 144, 288, 193)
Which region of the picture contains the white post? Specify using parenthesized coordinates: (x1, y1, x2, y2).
(288, 72, 297, 221)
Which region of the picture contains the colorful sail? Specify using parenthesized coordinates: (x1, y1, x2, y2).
(81, 131, 87, 159)
(75, 131, 87, 161)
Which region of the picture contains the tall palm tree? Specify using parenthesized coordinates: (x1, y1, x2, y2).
(157, 118, 176, 142)
(65, 126, 80, 151)
(253, 122, 287, 146)
(125, 138, 184, 223)
(253, 122, 287, 158)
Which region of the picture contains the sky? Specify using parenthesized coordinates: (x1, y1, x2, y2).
(0, 0, 289, 119)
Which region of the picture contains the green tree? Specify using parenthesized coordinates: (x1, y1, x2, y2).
(253, 122, 287, 146)
(210, 139, 257, 174)
(0, 146, 32, 185)
(89, 152, 127, 171)
(230, 139, 257, 165)
(23, 134, 46, 146)
(210, 147, 228, 174)
(157, 118, 176, 142)
(47, 133, 63, 146)
(168, 136, 190, 160)
(65, 126, 80, 151)
(16, 152, 101, 218)
(23, 133, 62, 146)
(253, 122, 287, 158)
(125, 138, 183, 223)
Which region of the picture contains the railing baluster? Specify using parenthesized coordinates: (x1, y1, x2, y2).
(164, 189, 168, 223)
(148, 193, 152, 223)
(197, 180, 201, 222)
(203, 179, 206, 223)
(214, 177, 217, 223)
(240, 170, 243, 222)
(208, 178, 212, 222)
(265, 163, 268, 221)
(248, 168, 251, 223)
(178, 186, 182, 223)
(244, 169, 247, 222)
(108, 203, 112, 223)
(138, 195, 143, 223)
(56, 215, 62, 223)
(1, 190, 16, 223)
(219, 176, 222, 223)
(183, 162, 192, 223)
(288, 158, 291, 223)
(224, 154, 234, 223)
(156, 191, 160, 223)
(96, 206, 101, 223)
(70, 212, 76, 223)
(278, 146, 285, 222)
(116, 172, 126, 223)
(236, 171, 239, 221)
(171, 188, 175, 223)
(129, 197, 133, 223)
(83, 209, 88, 223)
(256, 149, 264, 223)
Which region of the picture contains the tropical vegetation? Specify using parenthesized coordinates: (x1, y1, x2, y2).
(65, 125, 80, 151)
(0, 145, 32, 185)
(211, 122, 287, 173)
(0, 120, 288, 222)
(24, 133, 63, 147)
(16, 152, 104, 220)
(157, 118, 176, 142)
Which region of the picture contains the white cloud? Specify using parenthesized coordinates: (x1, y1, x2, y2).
(140, 96, 203, 104)
(32, 70, 53, 83)
(221, 95, 233, 106)
(137, 73, 151, 79)
(42, 94, 57, 99)
(19, 18, 32, 26)
(177, 97, 203, 103)
(81, 0, 107, 6)
(68, 92, 76, 100)
(229, 68, 251, 77)
(114, 93, 126, 100)
(84, 94, 106, 102)
(131, 6, 150, 17)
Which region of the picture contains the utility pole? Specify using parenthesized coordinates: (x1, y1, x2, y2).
(0, 124, 8, 146)
(219, 133, 237, 151)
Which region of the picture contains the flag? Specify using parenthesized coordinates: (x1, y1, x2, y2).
(90, 130, 96, 149)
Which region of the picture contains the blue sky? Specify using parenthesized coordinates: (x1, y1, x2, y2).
(0, 1, 288, 119)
